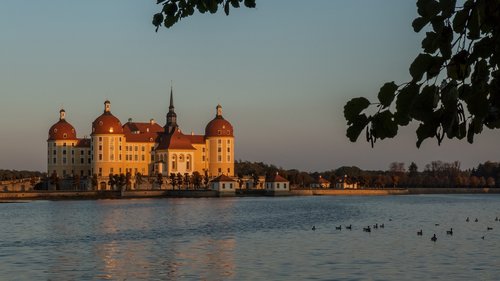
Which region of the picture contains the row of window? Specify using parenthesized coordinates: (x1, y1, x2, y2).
(51, 158, 91, 165)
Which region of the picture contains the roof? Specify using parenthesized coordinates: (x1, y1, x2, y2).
(205, 117, 233, 137)
(211, 174, 236, 182)
(123, 121, 163, 143)
(185, 134, 205, 144)
(317, 177, 330, 184)
(156, 129, 195, 150)
(75, 138, 91, 147)
(267, 174, 289, 183)
(48, 119, 77, 141)
(92, 112, 123, 135)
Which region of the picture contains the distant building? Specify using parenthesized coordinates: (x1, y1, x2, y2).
(210, 174, 236, 194)
(311, 176, 330, 188)
(265, 173, 290, 192)
(47, 88, 235, 190)
(335, 175, 358, 189)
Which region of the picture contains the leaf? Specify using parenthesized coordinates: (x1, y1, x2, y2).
(346, 115, 369, 142)
(244, 0, 256, 8)
(344, 97, 371, 122)
(394, 82, 420, 125)
(438, 26, 453, 60)
(439, 0, 457, 18)
(422, 32, 439, 53)
(224, 1, 230, 15)
(446, 50, 471, 80)
(230, 0, 240, 8)
(417, 0, 440, 19)
(452, 9, 469, 34)
(378, 82, 398, 108)
(416, 120, 438, 147)
(409, 85, 439, 121)
(152, 13, 164, 29)
(426, 55, 444, 79)
(412, 17, 429, 32)
(372, 110, 398, 140)
(409, 53, 433, 82)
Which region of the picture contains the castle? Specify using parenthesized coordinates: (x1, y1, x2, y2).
(47, 88, 234, 189)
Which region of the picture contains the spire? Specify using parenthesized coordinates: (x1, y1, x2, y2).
(169, 84, 174, 110)
(165, 84, 178, 134)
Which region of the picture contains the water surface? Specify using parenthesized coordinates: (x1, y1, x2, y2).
(1, 195, 500, 280)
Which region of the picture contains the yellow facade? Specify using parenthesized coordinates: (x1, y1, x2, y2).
(47, 93, 235, 189)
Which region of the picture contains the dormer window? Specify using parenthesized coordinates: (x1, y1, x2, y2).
(63, 133, 67, 139)
(99, 121, 103, 126)
(217, 130, 221, 135)
(109, 127, 114, 133)
(54, 128, 58, 133)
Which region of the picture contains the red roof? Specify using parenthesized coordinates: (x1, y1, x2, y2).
(75, 138, 91, 147)
(185, 134, 205, 144)
(205, 117, 233, 137)
(211, 175, 235, 182)
(267, 174, 289, 183)
(48, 119, 77, 141)
(123, 122, 163, 143)
(92, 112, 123, 135)
(156, 129, 195, 150)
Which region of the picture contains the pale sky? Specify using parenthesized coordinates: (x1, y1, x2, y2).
(1, 1, 499, 172)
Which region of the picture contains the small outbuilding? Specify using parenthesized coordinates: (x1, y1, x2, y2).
(210, 174, 236, 196)
(265, 173, 290, 194)
(311, 176, 330, 188)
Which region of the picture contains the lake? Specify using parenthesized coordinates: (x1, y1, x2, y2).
(1, 195, 500, 280)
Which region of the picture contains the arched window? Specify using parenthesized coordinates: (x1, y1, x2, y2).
(186, 155, 191, 170)
(172, 155, 177, 171)
(179, 154, 184, 162)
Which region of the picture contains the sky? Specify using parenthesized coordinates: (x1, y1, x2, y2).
(1, 0, 499, 173)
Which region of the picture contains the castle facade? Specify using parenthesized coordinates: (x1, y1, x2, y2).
(47, 89, 234, 189)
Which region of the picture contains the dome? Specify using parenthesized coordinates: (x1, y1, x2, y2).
(48, 109, 77, 141)
(92, 112, 123, 135)
(205, 117, 233, 137)
(205, 104, 233, 137)
(48, 119, 77, 141)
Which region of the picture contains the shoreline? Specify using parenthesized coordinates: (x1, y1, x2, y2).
(1, 188, 499, 201)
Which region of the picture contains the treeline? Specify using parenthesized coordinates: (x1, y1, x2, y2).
(0, 169, 45, 181)
(235, 160, 500, 188)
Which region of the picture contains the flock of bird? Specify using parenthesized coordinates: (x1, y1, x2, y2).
(310, 216, 499, 241)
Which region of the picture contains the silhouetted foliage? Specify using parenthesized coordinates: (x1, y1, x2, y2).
(345, 0, 500, 147)
(153, 0, 256, 31)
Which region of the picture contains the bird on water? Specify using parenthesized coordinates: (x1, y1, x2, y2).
(335, 225, 342, 230)
(487, 227, 493, 231)
(345, 224, 352, 230)
(446, 228, 453, 235)
(417, 229, 423, 236)
(431, 234, 437, 242)
(466, 217, 470, 222)
(312, 226, 316, 231)
(475, 218, 479, 222)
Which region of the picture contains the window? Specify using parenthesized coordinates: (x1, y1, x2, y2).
(230, 183, 233, 189)
(99, 137, 102, 142)
(88, 151, 91, 155)
(218, 168, 222, 173)
(63, 150, 66, 155)
(142, 146, 145, 152)
(71, 158, 74, 164)
(217, 130, 221, 135)
(110, 168, 114, 174)
(119, 154, 122, 161)
(227, 168, 230, 174)
(63, 143, 66, 146)
(218, 147, 222, 153)
(81, 158, 84, 164)
(135, 155, 138, 161)
(125, 146, 128, 152)
(53, 158, 56, 164)
(63, 133, 67, 139)
(119, 146, 122, 151)
(53, 150, 56, 155)
(227, 155, 231, 162)
(284, 183, 287, 189)
(80, 150, 84, 155)
(99, 145, 102, 151)
(110, 154, 114, 161)
(88, 159, 91, 164)
(71, 150, 74, 155)
(119, 168, 122, 174)
(98, 168, 102, 176)
(142, 155, 145, 161)
(202, 148, 205, 152)
(202, 156, 206, 161)
(222, 183, 225, 189)
(151, 155, 154, 161)
(227, 147, 230, 153)
(135, 146, 138, 151)
(277, 183, 280, 188)
(99, 154, 102, 161)
(218, 139, 222, 144)
(218, 155, 222, 162)
(63, 158, 66, 164)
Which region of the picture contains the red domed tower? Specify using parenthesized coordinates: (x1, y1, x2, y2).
(47, 109, 79, 178)
(91, 100, 125, 183)
(205, 104, 234, 176)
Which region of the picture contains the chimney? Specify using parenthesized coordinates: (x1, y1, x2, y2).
(150, 118, 155, 125)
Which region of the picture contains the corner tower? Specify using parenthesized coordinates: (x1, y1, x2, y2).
(205, 104, 234, 177)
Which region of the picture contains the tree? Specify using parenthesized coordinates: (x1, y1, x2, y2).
(157, 173, 164, 189)
(192, 171, 202, 189)
(408, 162, 419, 177)
(153, 0, 256, 31)
(136, 172, 143, 189)
(344, 0, 500, 147)
(169, 173, 177, 189)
